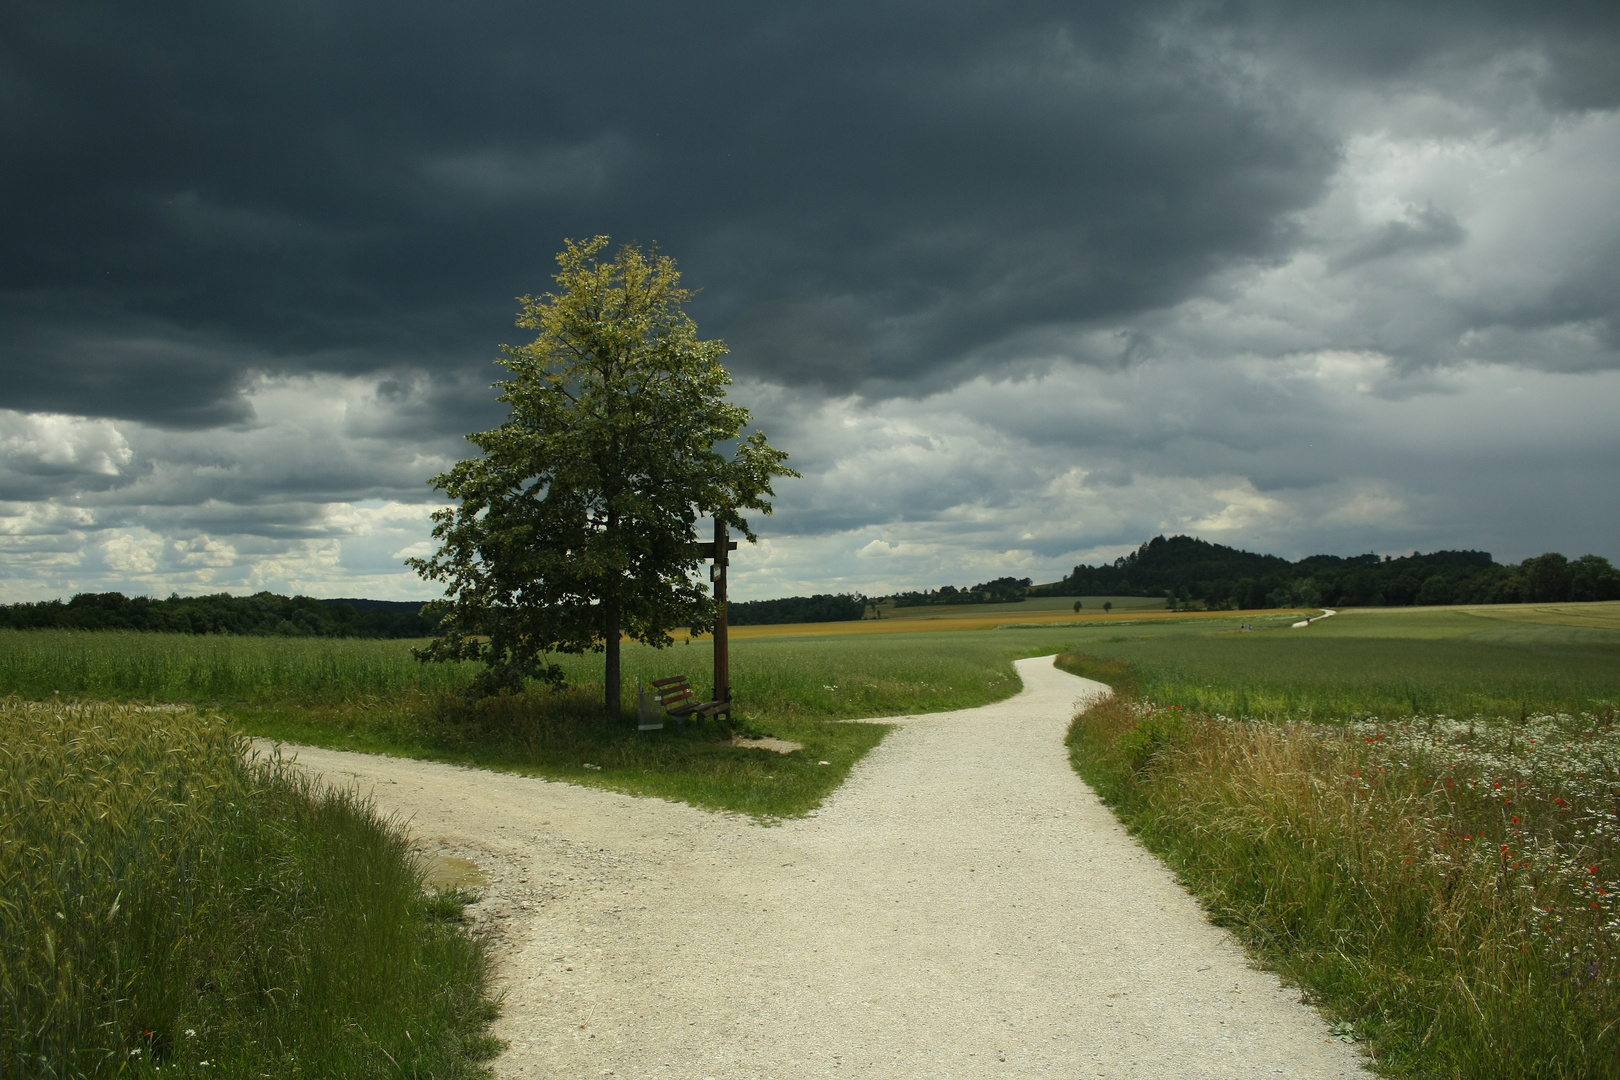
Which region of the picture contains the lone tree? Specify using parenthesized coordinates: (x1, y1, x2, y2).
(409, 236, 796, 718)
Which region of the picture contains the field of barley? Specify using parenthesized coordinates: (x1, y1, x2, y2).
(0, 698, 498, 1078)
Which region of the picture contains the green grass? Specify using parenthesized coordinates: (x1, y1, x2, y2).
(0, 698, 499, 1079)
(1059, 604, 1620, 1080)
(0, 627, 1082, 819)
(1055, 607, 1620, 721)
(0, 630, 477, 702)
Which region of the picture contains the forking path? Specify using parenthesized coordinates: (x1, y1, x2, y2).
(277, 656, 1369, 1079)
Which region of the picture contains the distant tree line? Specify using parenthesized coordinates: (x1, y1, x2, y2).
(0, 592, 439, 637)
(6, 535, 1615, 639)
(1027, 535, 1620, 609)
(726, 593, 868, 625)
(892, 577, 1034, 607)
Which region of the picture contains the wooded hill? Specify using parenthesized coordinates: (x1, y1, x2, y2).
(1028, 535, 1620, 609)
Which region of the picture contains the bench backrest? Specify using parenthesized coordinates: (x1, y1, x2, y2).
(649, 675, 694, 708)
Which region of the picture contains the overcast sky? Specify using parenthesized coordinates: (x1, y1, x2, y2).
(2, 1, 1617, 602)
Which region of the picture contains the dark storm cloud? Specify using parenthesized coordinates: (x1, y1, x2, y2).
(7, 0, 1615, 430)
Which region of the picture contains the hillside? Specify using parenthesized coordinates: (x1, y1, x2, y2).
(1026, 535, 1619, 609)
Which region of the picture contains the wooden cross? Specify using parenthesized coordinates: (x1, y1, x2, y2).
(696, 523, 738, 708)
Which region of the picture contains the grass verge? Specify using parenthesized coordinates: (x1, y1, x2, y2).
(234, 688, 892, 821)
(0, 697, 500, 1078)
(1059, 648, 1619, 1079)
(0, 628, 1063, 819)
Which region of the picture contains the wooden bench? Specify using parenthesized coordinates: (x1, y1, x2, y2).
(639, 676, 729, 731)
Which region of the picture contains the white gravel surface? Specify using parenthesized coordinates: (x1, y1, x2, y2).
(272, 655, 1369, 1079)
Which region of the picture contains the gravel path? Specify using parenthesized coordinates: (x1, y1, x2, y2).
(275, 655, 1368, 1079)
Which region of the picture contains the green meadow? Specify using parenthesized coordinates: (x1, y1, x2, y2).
(5, 606, 1617, 820)
(0, 626, 1075, 819)
(5, 603, 1619, 1077)
(1055, 603, 1620, 721)
(1059, 602, 1620, 1080)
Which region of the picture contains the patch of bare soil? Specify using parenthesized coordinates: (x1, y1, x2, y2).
(726, 734, 805, 754)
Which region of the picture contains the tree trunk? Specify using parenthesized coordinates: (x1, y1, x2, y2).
(604, 596, 621, 722)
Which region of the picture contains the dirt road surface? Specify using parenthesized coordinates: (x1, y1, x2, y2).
(275, 655, 1368, 1079)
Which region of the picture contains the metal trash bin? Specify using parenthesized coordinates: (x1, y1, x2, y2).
(637, 684, 664, 731)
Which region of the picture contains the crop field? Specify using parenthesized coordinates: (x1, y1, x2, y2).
(1057, 602, 1620, 721)
(1060, 601, 1620, 1080)
(717, 594, 1254, 638)
(4, 601, 1616, 1073)
(0, 625, 1094, 818)
(0, 698, 497, 1078)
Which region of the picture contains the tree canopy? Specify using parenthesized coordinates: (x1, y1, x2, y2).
(1028, 534, 1620, 609)
(409, 237, 795, 714)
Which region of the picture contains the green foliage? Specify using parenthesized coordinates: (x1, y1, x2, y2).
(0, 592, 436, 637)
(728, 593, 867, 625)
(0, 699, 497, 1078)
(891, 576, 1033, 607)
(411, 236, 796, 706)
(1033, 533, 1620, 610)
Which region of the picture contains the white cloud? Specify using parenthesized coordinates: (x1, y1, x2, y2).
(0, 411, 133, 484)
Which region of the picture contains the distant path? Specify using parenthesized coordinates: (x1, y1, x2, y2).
(275, 656, 1367, 1079)
(1293, 608, 1338, 628)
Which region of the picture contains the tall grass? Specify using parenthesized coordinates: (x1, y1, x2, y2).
(0, 628, 1026, 717)
(0, 698, 498, 1078)
(1062, 653, 1620, 1079)
(0, 630, 478, 702)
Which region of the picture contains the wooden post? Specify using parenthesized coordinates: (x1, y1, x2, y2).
(713, 518, 730, 712)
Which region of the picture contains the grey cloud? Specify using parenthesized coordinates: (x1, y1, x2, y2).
(2, 1, 1618, 600)
(421, 135, 636, 202)
(16, 0, 1609, 422)
(1330, 205, 1467, 271)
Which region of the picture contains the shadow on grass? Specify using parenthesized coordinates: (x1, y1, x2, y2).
(227, 685, 891, 820)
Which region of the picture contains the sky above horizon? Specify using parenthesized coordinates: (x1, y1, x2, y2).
(2, 2, 1618, 603)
